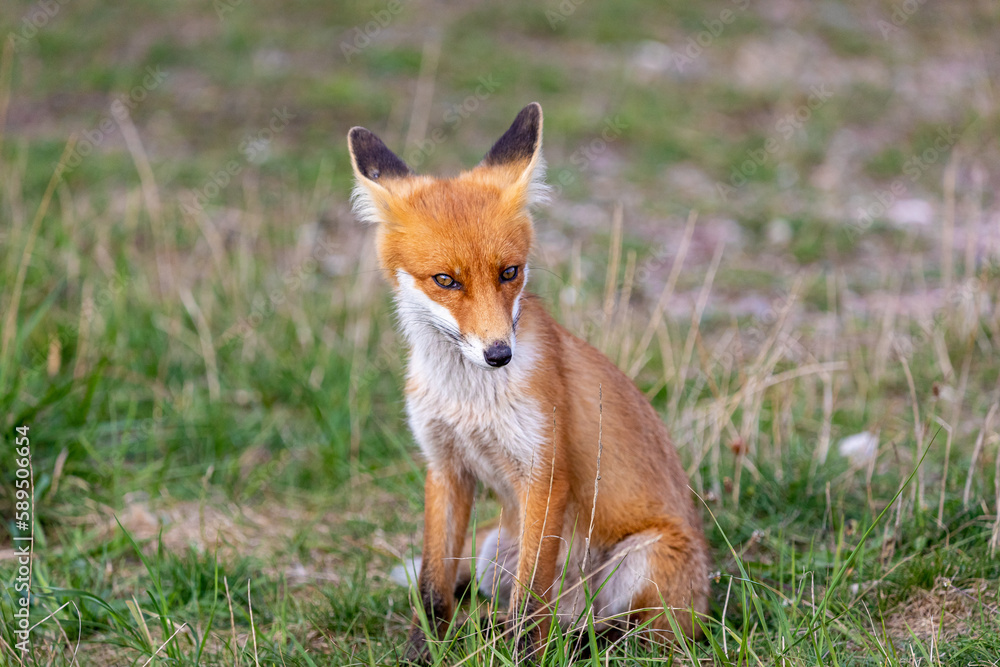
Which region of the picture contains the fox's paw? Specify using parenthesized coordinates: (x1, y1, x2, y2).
(402, 627, 432, 665)
(514, 625, 545, 664)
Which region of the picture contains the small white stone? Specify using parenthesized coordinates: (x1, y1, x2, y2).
(630, 40, 674, 78)
(767, 218, 793, 246)
(838, 431, 878, 467)
(887, 199, 934, 226)
(389, 557, 421, 587)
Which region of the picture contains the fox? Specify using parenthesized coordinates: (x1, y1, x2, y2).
(347, 103, 710, 661)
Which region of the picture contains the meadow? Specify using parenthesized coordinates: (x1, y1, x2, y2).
(1, 0, 999, 664)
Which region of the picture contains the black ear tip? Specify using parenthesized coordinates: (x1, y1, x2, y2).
(513, 103, 542, 132)
(347, 125, 412, 181)
(348, 126, 372, 148)
(482, 103, 544, 167)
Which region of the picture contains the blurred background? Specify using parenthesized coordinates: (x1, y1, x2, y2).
(1, 0, 999, 664)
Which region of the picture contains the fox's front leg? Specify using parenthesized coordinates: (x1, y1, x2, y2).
(405, 465, 475, 664)
(509, 457, 569, 659)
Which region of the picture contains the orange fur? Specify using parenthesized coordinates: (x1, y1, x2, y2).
(348, 104, 709, 661)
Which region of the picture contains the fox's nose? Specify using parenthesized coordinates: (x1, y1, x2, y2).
(484, 341, 512, 367)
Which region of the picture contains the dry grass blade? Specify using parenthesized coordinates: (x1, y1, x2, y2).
(932, 417, 953, 528)
(248, 579, 260, 667)
(941, 148, 959, 292)
(582, 384, 603, 574)
(627, 209, 698, 378)
(140, 622, 188, 667)
(964, 402, 998, 508)
(404, 29, 442, 151)
(179, 288, 221, 402)
(72, 279, 94, 379)
(668, 238, 725, 420)
(117, 109, 171, 298)
(992, 436, 1000, 556)
(599, 202, 624, 353)
(899, 348, 925, 510)
(615, 249, 637, 368)
(0, 38, 13, 157)
(1, 136, 77, 362)
(224, 576, 241, 667)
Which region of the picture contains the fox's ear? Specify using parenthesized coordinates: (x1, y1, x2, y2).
(347, 127, 412, 224)
(480, 102, 549, 208)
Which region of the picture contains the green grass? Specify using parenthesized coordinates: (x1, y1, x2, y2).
(2, 0, 1000, 664)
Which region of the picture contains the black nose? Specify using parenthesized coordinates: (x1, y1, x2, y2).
(484, 342, 512, 367)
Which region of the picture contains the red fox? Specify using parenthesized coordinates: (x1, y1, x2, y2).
(347, 103, 710, 661)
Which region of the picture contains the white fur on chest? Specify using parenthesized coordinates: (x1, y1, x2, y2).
(392, 269, 547, 506)
(405, 338, 546, 505)
(396, 326, 540, 502)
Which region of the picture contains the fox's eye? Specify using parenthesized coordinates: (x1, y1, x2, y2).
(500, 266, 518, 282)
(433, 274, 459, 289)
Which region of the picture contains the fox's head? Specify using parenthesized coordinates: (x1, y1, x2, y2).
(347, 103, 548, 369)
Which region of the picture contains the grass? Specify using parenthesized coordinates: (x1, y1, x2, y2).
(2, 0, 1000, 664)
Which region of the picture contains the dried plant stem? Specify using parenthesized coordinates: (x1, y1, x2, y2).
(0, 38, 13, 157)
(404, 29, 442, 150)
(807, 373, 834, 492)
(599, 203, 624, 352)
(180, 289, 221, 402)
(941, 148, 959, 292)
(964, 402, 999, 508)
(898, 351, 925, 511)
(669, 239, 725, 420)
(1, 136, 77, 362)
(628, 209, 698, 378)
(992, 439, 1000, 556)
(583, 385, 603, 574)
(616, 250, 637, 368)
(118, 110, 170, 299)
(934, 417, 952, 527)
(964, 163, 984, 281)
